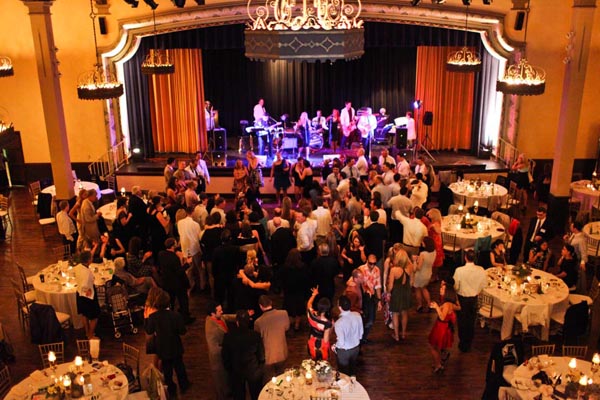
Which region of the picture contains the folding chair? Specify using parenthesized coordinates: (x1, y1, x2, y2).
(123, 343, 141, 392)
(442, 231, 461, 266)
(52, 244, 72, 262)
(77, 339, 91, 361)
(0, 195, 12, 238)
(530, 344, 555, 357)
(0, 365, 11, 399)
(562, 345, 588, 358)
(477, 292, 503, 332)
(39, 342, 65, 369)
(16, 263, 34, 292)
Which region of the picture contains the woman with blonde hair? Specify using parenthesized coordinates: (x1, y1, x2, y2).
(387, 248, 414, 341)
(233, 159, 248, 194)
(69, 188, 89, 251)
(511, 153, 530, 212)
(281, 196, 297, 227)
(426, 208, 444, 282)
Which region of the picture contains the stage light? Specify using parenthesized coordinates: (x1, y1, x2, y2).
(462, 0, 471, 5)
(431, 0, 446, 3)
(172, 0, 186, 7)
(194, 0, 205, 4)
(482, 0, 492, 4)
(124, 0, 139, 6)
(143, 0, 159, 10)
(413, 100, 422, 109)
(411, 0, 421, 5)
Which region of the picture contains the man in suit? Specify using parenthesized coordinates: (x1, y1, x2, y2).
(205, 301, 234, 400)
(81, 189, 101, 244)
(157, 238, 195, 324)
(212, 229, 241, 309)
(254, 295, 290, 380)
(309, 243, 340, 303)
(523, 206, 554, 261)
(128, 186, 147, 234)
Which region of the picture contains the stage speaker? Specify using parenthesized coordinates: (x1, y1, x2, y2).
(212, 128, 227, 151)
(99, 17, 108, 35)
(395, 128, 407, 149)
(423, 112, 433, 126)
(514, 11, 525, 31)
(211, 151, 227, 167)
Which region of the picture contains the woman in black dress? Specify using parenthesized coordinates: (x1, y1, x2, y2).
(270, 151, 291, 205)
(147, 196, 170, 259)
(301, 159, 314, 199)
(490, 239, 507, 270)
(327, 109, 341, 153)
(340, 234, 366, 282)
(554, 244, 578, 292)
(112, 197, 133, 249)
(281, 249, 309, 331)
(74, 251, 101, 339)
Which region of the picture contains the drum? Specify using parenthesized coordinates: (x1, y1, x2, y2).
(309, 133, 324, 150)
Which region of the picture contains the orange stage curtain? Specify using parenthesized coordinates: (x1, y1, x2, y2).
(149, 49, 207, 154)
(415, 46, 475, 151)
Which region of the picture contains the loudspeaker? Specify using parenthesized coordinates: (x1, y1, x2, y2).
(211, 151, 227, 167)
(395, 128, 407, 149)
(212, 128, 227, 151)
(423, 112, 433, 126)
(99, 17, 108, 35)
(514, 11, 525, 31)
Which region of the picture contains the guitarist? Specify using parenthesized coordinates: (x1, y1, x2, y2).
(357, 107, 377, 156)
(340, 100, 355, 150)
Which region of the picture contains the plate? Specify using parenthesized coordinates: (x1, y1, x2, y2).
(497, 228, 505, 232)
(91, 362, 102, 371)
(110, 379, 124, 391)
(511, 377, 533, 390)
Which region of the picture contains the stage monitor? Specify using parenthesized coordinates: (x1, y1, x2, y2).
(394, 116, 408, 127)
(255, 155, 267, 167)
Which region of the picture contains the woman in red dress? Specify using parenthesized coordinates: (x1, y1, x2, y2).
(428, 280, 460, 374)
(425, 208, 445, 282)
(306, 287, 332, 361)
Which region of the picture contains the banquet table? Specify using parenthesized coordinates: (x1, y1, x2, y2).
(499, 356, 594, 400)
(441, 215, 505, 249)
(485, 267, 570, 341)
(570, 180, 600, 211)
(42, 181, 101, 199)
(98, 201, 117, 227)
(582, 221, 600, 257)
(258, 370, 370, 400)
(449, 181, 508, 211)
(32, 261, 115, 330)
(5, 360, 129, 400)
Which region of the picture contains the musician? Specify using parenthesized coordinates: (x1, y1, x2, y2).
(340, 101, 355, 150)
(194, 151, 210, 192)
(205, 100, 215, 132)
(357, 107, 377, 155)
(253, 98, 267, 125)
(295, 112, 311, 157)
(327, 109, 341, 153)
(312, 110, 327, 133)
(377, 108, 389, 122)
(406, 111, 416, 148)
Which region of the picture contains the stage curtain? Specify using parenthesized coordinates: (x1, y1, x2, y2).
(415, 46, 475, 151)
(148, 49, 207, 153)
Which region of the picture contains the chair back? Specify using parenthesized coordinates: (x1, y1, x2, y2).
(562, 345, 588, 358)
(106, 175, 116, 191)
(586, 236, 600, 258)
(16, 263, 32, 293)
(475, 235, 492, 253)
(491, 211, 511, 232)
(495, 175, 508, 189)
(52, 245, 72, 262)
(589, 276, 600, 301)
(29, 181, 41, 197)
(77, 339, 91, 361)
(39, 342, 65, 369)
(531, 344, 555, 357)
(478, 292, 496, 319)
(0, 365, 11, 399)
(37, 192, 54, 219)
(441, 231, 458, 252)
(123, 343, 141, 391)
(0, 196, 8, 212)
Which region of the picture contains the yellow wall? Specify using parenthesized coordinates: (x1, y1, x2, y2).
(0, 0, 598, 164)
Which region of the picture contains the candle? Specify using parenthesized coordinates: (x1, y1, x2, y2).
(579, 374, 588, 386)
(63, 375, 71, 388)
(285, 375, 292, 383)
(593, 353, 600, 365)
(569, 358, 577, 369)
(458, 204, 463, 212)
(75, 356, 83, 368)
(120, 187, 126, 196)
(79, 375, 85, 385)
(48, 351, 56, 363)
(474, 200, 479, 208)
(305, 371, 313, 385)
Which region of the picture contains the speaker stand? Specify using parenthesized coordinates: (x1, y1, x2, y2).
(417, 126, 436, 162)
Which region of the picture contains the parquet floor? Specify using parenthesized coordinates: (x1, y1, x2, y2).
(0, 187, 595, 400)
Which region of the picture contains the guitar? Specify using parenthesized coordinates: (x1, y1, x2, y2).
(357, 115, 374, 139)
(342, 121, 356, 137)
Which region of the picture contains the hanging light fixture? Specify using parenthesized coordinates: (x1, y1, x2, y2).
(446, 4, 481, 73)
(497, 1, 545, 96)
(0, 56, 14, 78)
(141, 8, 174, 75)
(77, 0, 124, 100)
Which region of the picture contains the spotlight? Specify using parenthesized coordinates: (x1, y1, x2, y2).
(172, 0, 186, 6)
(482, 0, 492, 3)
(462, 0, 471, 5)
(431, 0, 446, 3)
(413, 100, 422, 109)
(411, 0, 421, 6)
(194, 0, 205, 4)
(143, 0, 159, 10)
(124, 0, 139, 7)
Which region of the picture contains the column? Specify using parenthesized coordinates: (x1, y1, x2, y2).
(548, 0, 596, 232)
(22, 0, 74, 200)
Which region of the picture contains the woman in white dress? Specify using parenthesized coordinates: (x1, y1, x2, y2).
(413, 237, 436, 313)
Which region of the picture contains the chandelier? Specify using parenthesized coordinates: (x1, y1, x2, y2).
(0, 56, 14, 78)
(141, 9, 174, 75)
(245, 0, 364, 62)
(446, 4, 481, 73)
(77, 0, 124, 100)
(497, 1, 545, 96)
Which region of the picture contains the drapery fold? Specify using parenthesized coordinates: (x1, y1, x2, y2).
(148, 49, 207, 153)
(415, 46, 475, 151)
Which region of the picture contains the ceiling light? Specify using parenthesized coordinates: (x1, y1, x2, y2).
(143, 0, 159, 10)
(141, 9, 175, 75)
(411, 0, 421, 5)
(0, 56, 14, 78)
(123, 0, 139, 7)
(446, 4, 481, 73)
(172, 0, 186, 7)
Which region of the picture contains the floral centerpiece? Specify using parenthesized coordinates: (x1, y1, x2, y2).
(512, 264, 532, 284)
(301, 359, 333, 382)
(565, 382, 600, 399)
(461, 213, 478, 229)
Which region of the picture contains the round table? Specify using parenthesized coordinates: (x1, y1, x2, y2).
(570, 180, 600, 211)
(441, 215, 506, 249)
(449, 181, 508, 211)
(258, 371, 370, 400)
(485, 267, 569, 341)
(42, 181, 101, 199)
(32, 261, 115, 330)
(98, 201, 117, 227)
(583, 221, 600, 256)
(5, 360, 128, 400)
(501, 356, 594, 400)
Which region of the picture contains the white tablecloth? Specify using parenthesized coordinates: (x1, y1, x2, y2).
(441, 215, 505, 249)
(32, 261, 114, 330)
(571, 180, 600, 211)
(258, 372, 370, 400)
(449, 181, 508, 211)
(485, 268, 569, 341)
(42, 181, 101, 199)
(5, 361, 128, 400)
(583, 221, 600, 256)
(500, 356, 593, 400)
(98, 201, 118, 226)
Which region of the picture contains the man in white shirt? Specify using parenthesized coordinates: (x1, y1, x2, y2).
(340, 101, 355, 150)
(311, 198, 332, 241)
(341, 158, 360, 180)
(396, 153, 412, 178)
(296, 209, 318, 264)
(394, 206, 427, 257)
(195, 151, 211, 191)
(177, 207, 203, 293)
(406, 111, 416, 148)
(356, 148, 369, 178)
(381, 162, 395, 186)
(311, 110, 327, 132)
(192, 193, 209, 229)
(378, 148, 395, 168)
(210, 197, 227, 225)
(453, 250, 487, 352)
(326, 164, 343, 194)
(389, 173, 401, 197)
(57, 200, 77, 254)
(410, 177, 429, 209)
(371, 176, 392, 208)
(266, 208, 290, 238)
(334, 295, 363, 376)
(357, 107, 377, 154)
(253, 98, 266, 125)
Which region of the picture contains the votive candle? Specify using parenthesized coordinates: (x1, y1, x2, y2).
(75, 356, 83, 368)
(271, 377, 277, 385)
(305, 371, 313, 385)
(48, 351, 56, 364)
(569, 358, 577, 370)
(63, 375, 71, 388)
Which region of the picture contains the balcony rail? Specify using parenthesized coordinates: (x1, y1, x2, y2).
(88, 140, 129, 180)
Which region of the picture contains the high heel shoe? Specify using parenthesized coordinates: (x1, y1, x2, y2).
(433, 365, 444, 374)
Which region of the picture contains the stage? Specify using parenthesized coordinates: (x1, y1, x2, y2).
(115, 139, 508, 196)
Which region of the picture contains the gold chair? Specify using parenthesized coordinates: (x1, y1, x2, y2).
(16, 263, 34, 292)
(531, 344, 555, 357)
(52, 244, 72, 261)
(10, 278, 35, 305)
(442, 231, 461, 265)
(562, 345, 588, 358)
(0, 195, 12, 237)
(123, 343, 141, 392)
(77, 339, 91, 361)
(39, 342, 65, 369)
(0, 364, 12, 399)
(13, 287, 30, 330)
(29, 180, 41, 210)
(477, 292, 503, 332)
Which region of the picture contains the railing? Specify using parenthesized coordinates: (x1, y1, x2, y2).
(88, 140, 129, 181)
(496, 137, 519, 168)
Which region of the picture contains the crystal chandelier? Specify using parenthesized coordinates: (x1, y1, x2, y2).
(77, 0, 124, 101)
(141, 9, 174, 75)
(446, 4, 481, 73)
(245, 0, 364, 62)
(497, 1, 545, 96)
(0, 56, 14, 78)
